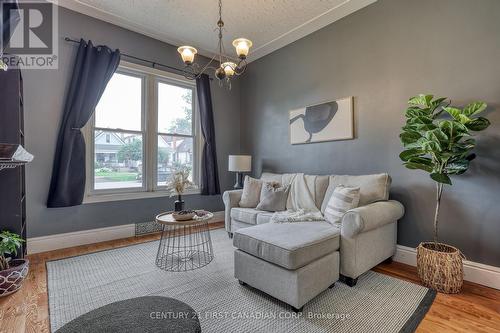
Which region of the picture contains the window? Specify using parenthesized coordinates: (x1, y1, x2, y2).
(157, 81, 195, 187)
(85, 62, 199, 200)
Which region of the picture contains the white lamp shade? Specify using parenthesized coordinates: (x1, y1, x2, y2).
(228, 155, 251, 172)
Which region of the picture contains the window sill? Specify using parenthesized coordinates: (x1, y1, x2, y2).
(83, 188, 202, 204)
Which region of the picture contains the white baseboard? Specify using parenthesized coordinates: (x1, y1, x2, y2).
(27, 210, 225, 255)
(27, 224, 136, 254)
(394, 245, 500, 290)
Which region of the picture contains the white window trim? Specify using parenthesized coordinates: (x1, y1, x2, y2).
(83, 61, 202, 204)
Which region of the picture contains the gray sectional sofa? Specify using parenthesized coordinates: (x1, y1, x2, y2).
(223, 172, 404, 310)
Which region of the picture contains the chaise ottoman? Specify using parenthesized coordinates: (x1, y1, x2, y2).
(233, 222, 340, 312)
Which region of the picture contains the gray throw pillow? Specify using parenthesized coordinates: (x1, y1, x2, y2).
(256, 182, 289, 212)
(239, 176, 263, 208)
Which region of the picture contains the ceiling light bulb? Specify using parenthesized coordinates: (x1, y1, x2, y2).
(177, 46, 197, 65)
(221, 62, 236, 77)
(232, 38, 252, 59)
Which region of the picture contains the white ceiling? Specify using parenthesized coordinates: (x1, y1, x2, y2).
(56, 0, 377, 62)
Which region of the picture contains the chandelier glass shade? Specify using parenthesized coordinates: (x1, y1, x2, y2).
(177, 46, 198, 65)
(177, 0, 252, 88)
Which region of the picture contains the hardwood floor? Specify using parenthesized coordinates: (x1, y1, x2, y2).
(373, 263, 500, 333)
(1, 224, 499, 333)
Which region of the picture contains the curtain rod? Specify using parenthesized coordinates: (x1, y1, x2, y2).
(64, 37, 213, 80)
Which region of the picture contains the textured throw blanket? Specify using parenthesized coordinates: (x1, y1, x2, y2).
(286, 173, 319, 212)
(272, 173, 325, 223)
(271, 209, 325, 223)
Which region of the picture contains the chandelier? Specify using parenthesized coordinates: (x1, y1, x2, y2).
(177, 0, 252, 88)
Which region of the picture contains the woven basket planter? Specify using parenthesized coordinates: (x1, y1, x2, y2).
(417, 242, 463, 294)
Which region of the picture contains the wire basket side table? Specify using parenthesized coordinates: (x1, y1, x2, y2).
(155, 211, 214, 272)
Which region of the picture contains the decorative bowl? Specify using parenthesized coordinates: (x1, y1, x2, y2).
(172, 210, 196, 221)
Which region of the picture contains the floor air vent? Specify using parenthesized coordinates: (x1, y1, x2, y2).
(135, 221, 163, 236)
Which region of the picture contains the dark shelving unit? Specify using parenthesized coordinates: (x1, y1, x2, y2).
(0, 65, 27, 258)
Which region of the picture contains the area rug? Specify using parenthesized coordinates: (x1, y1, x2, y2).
(55, 296, 201, 333)
(47, 229, 435, 333)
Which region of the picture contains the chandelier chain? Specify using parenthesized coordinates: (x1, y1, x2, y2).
(218, 0, 223, 64)
(219, 0, 222, 23)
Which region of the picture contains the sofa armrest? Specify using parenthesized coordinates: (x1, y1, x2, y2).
(222, 190, 243, 232)
(341, 200, 405, 238)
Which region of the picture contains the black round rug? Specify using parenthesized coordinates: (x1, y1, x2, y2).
(55, 296, 201, 333)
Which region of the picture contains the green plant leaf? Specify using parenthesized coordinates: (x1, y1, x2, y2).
(454, 140, 475, 151)
(404, 162, 434, 173)
(405, 107, 431, 118)
(414, 123, 437, 132)
(439, 120, 469, 143)
(446, 160, 470, 175)
(430, 97, 448, 110)
(408, 115, 433, 125)
(399, 149, 425, 161)
(421, 139, 443, 152)
(403, 123, 437, 133)
(400, 131, 421, 147)
(408, 156, 434, 167)
(451, 145, 474, 158)
(0, 231, 24, 258)
(402, 124, 418, 132)
(444, 107, 471, 124)
(463, 101, 487, 116)
(461, 138, 476, 145)
(465, 117, 490, 131)
(430, 173, 452, 185)
(409, 94, 433, 107)
(444, 107, 461, 119)
(425, 128, 449, 144)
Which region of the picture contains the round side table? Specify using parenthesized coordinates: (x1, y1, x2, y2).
(155, 210, 214, 272)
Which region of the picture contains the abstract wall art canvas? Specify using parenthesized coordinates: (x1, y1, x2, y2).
(289, 97, 353, 145)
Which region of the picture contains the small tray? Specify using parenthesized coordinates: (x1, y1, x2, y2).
(155, 210, 214, 225)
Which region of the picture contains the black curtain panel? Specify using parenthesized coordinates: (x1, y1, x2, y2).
(196, 74, 220, 195)
(47, 39, 120, 208)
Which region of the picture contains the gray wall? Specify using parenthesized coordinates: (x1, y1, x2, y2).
(240, 0, 500, 266)
(24, 8, 240, 237)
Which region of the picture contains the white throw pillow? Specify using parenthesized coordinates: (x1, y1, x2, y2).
(238, 176, 263, 208)
(324, 185, 360, 225)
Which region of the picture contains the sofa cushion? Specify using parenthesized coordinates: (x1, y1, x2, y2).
(256, 212, 274, 225)
(261, 173, 297, 188)
(260, 172, 283, 184)
(230, 207, 264, 225)
(233, 222, 340, 270)
(315, 175, 330, 209)
(321, 173, 391, 213)
(239, 176, 263, 208)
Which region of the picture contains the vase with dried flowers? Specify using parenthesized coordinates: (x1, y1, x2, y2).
(167, 165, 193, 211)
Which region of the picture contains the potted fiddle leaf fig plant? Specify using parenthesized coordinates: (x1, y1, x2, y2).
(400, 94, 490, 294)
(0, 231, 29, 297)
